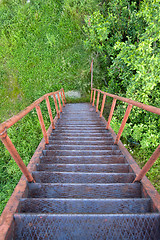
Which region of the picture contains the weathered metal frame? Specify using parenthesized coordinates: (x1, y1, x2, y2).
(0, 100, 160, 239)
(0, 122, 56, 239)
(0, 88, 65, 183)
(90, 88, 160, 183)
(99, 111, 160, 214)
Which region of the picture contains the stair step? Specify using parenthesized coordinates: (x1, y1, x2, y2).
(32, 172, 135, 183)
(42, 150, 122, 156)
(19, 198, 151, 214)
(36, 163, 130, 173)
(45, 145, 118, 151)
(49, 136, 114, 141)
(57, 121, 105, 125)
(48, 140, 114, 145)
(60, 117, 100, 119)
(52, 129, 109, 133)
(61, 113, 98, 116)
(57, 123, 105, 127)
(39, 155, 126, 164)
(51, 133, 111, 137)
(55, 126, 106, 129)
(14, 213, 160, 240)
(27, 183, 141, 198)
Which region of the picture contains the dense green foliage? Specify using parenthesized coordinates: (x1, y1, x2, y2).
(0, 0, 99, 214)
(0, 0, 159, 215)
(84, 0, 160, 191)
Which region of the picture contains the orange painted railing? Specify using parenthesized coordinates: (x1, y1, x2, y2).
(0, 88, 66, 183)
(90, 61, 160, 182)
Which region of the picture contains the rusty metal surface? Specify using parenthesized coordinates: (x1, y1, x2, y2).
(92, 88, 160, 115)
(19, 198, 151, 214)
(114, 104, 133, 144)
(0, 131, 34, 183)
(45, 96, 55, 130)
(134, 145, 160, 182)
(106, 98, 117, 129)
(36, 163, 130, 173)
(1, 102, 160, 239)
(39, 155, 126, 164)
(36, 105, 49, 144)
(0, 89, 64, 132)
(32, 172, 135, 183)
(14, 213, 160, 240)
(0, 117, 57, 239)
(45, 144, 119, 150)
(100, 114, 160, 213)
(28, 182, 141, 199)
(96, 91, 100, 112)
(42, 149, 122, 156)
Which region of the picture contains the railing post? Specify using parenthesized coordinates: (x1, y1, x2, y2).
(60, 91, 65, 107)
(62, 88, 66, 104)
(91, 59, 93, 89)
(45, 96, 55, 130)
(114, 104, 132, 144)
(57, 92, 62, 112)
(96, 91, 100, 112)
(36, 105, 49, 144)
(92, 90, 96, 107)
(53, 94, 60, 118)
(100, 94, 106, 117)
(106, 98, 117, 129)
(90, 89, 93, 104)
(0, 129, 35, 183)
(133, 145, 160, 182)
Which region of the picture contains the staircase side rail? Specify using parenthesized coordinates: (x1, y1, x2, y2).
(0, 88, 65, 132)
(90, 87, 160, 183)
(91, 88, 160, 115)
(0, 88, 66, 183)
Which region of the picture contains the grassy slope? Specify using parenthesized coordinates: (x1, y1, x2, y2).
(0, 0, 100, 214)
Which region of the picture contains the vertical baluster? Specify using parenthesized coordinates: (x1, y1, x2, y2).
(96, 91, 100, 112)
(91, 59, 93, 89)
(133, 145, 160, 182)
(106, 98, 117, 129)
(62, 88, 66, 104)
(0, 129, 35, 182)
(92, 90, 96, 107)
(46, 96, 55, 130)
(114, 104, 132, 144)
(36, 105, 49, 144)
(53, 94, 60, 118)
(57, 92, 62, 112)
(90, 89, 93, 104)
(60, 91, 65, 107)
(100, 94, 106, 117)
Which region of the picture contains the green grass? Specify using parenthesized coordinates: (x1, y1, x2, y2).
(0, 0, 100, 214)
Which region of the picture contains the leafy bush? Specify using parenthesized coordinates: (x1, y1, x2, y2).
(84, 0, 160, 191)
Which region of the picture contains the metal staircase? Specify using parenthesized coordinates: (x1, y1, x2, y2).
(12, 103, 160, 239)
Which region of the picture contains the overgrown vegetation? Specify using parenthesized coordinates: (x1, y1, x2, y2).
(0, 0, 100, 214)
(84, 0, 160, 191)
(0, 0, 160, 215)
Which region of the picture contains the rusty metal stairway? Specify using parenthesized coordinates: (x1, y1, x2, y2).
(13, 103, 160, 239)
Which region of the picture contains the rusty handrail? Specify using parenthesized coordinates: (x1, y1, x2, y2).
(0, 88, 64, 132)
(92, 88, 160, 115)
(0, 88, 65, 183)
(90, 86, 160, 182)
